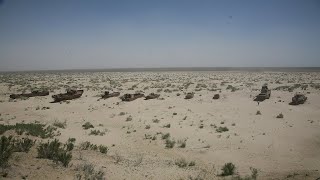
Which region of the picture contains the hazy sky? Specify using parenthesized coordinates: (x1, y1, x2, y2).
(0, 0, 319, 71)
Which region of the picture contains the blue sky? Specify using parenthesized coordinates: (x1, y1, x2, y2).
(0, 0, 319, 71)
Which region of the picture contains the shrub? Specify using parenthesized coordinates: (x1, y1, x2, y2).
(220, 162, 236, 176)
(37, 139, 72, 167)
(53, 120, 67, 129)
(65, 138, 76, 151)
(99, 145, 108, 154)
(89, 129, 105, 136)
(276, 113, 284, 118)
(75, 163, 104, 180)
(161, 133, 170, 140)
(175, 158, 188, 168)
(216, 126, 229, 133)
(177, 139, 186, 148)
(0, 123, 56, 138)
(163, 124, 171, 128)
(256, 111, 261, 115)
(0, 136, 15, 168)
(82, 122, 94, 130)
(14, 138, 35, 153)
(165, 139, 176, 148)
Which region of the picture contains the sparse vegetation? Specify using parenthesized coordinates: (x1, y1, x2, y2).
(53, 120, 67, 129)
(37, 139, 72, 167)
(0, 136, 15, 169)
(220, 162, 236, 176)
(256, 110, 261, 115)
(165, 139, 176, 148)
(82, 122, 94, 129)
(216, 126, 229, 133)
(276, 113, 284, 118)
(175, 158, 196, 168)
(162, 133, 170, 140)
(89, 129, 106, 136)
(75, 163, 104, 180)
(0, 123, 56, 138)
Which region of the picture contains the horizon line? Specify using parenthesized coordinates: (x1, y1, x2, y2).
(1, 66, 320, 73)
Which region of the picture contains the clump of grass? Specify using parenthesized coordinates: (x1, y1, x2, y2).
(75, 163, 104, 180)
(163, 124, 171, 128)
(216, 126, 229, 133)
(126, 116, 132, 122)
(152, 119, 160, 123)
(175, 158, 196, 168)
(177, 139, 186, 148)
(89, 129, 105, 136)
(37, 139, 72, 167)
(220, 162, 236, 176)
(82, 122, 94, 130)
(276, 113, 284, 118)
(65, 138, 76, 151)
(161, 133, 170, 140)
(98, 145, 108, 154)
(53, 120, 67, 129)
(0, 136, 15, 169)
(165, 139, 176, 148)
(14, 137, 35, 153)
(0, 123, 56, 138)
(119, 112, 126, 116)
(145, 125, 151, 129)
(256, 110, 261, 115)
(79, 141, 108, 154)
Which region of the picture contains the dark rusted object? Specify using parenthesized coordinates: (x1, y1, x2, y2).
(51, 89, 84, 103)
(185, 92, 194, 99)
(289, 93, 307, 105)
(101, 91, 120, 99)
(254, 85, 271, 101)
(213, 94, 220, 99)
(120, 93, 144, 101)
(10, 90, 49, 99)
(145, 93, 160, 100)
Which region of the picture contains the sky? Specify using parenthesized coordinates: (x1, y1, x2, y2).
(0, 0, 319, 71)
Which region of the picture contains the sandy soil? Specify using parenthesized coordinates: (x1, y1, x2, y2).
(0, 71, 319, 180)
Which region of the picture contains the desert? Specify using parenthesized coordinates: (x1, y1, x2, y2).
(0, 70, 319, 180)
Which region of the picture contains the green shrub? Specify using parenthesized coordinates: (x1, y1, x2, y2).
(165, 139, 175, 148)
(14, 138, 35, 153)
(82, 122, 94, 130)
(216, 126, 229, 133)
(89, 129, 105, 136)
(98, 145, 108, 154)
(175, 158, 188, 168)
(37, 139, 72, 167)
(0, 136, 15, 168)
(75, 163, 104, 180)
(53, 120, 67, 129)
(220, 162, 236, 176)
(0, 123, 56, 138)
(161, 133, 170, 140)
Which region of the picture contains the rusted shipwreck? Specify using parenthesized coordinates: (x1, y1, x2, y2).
(120, 93, 144, 102)
(51, 89, 84, 103)
(10, 90, 49, 99)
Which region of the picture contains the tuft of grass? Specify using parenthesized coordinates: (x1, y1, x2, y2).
(220, 162, 236, 176)
(216, 126, 229, 133)
(165, 139, 176, 148)
(163, 124, 171, 128)
(89, 129, 105, 136)
(82, 122, 94, 130)
(177, 139, 186, 148)
(53, 120, 67, 129)
(161, 133, 170, 140)
(276, 113, 284, 118)
(256, 110, 261, 115)
(175, 158, 188, 168)
(75, 163, 104, 180)
(14, 138, 35, 153)
(99, 145, 108, 154)
(37, 139, 72, 167)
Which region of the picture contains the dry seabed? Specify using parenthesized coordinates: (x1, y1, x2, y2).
(0, 71, 320, 179)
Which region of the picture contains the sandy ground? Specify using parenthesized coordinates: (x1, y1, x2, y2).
(0, 71, 319, 180)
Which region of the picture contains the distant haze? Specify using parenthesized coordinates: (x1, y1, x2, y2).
(0, 0, 320, 71)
